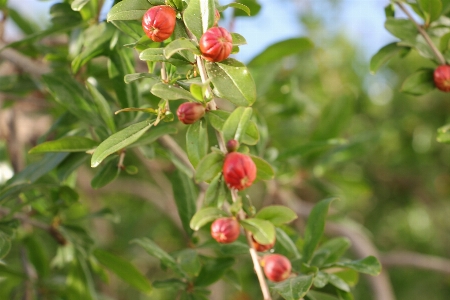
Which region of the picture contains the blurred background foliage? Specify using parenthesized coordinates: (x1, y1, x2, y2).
(0, 0, 449, 299)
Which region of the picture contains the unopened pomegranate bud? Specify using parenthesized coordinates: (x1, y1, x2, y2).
(199, 27, 233, 62)
(261, 254, 291, 282)
(142, 5, 176, 42)
(251, 235, 275, 252)
(223, 152, 256, 190)
(176, 102, 205, 124)
(211, 217, 240, 244)
(226, 139, 239, 153)
(434, 65, 450, 92)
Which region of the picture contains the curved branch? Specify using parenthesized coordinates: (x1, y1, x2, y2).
(381, 251, 450, 275)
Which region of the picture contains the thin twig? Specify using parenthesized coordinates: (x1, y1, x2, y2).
(396, 1, 446, 65)
(381, 251, 450, 275)
(0, 41, 51, 75)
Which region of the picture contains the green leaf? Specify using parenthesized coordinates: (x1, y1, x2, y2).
(437, 123, 450, 143)
(107, 0, 152, 21)
(50, 3, 82, 26)
(151, 83, 199, 101)
(249, 38, 313, 67)
(131, 238, 180, 273)
(206, 58, 256, 106)
(370, 43, 410, 74)
(71, 0, 91, 11)
(42, 73, 100, 126)
(233, 0, 261, 17)
(204, 173, 228, 207)
(171, 170, 197, 236)
(86, 81, 117, 133)
(130, 125, 177, 147)
(401, 68, 436, 95)
(328, 273, 350, 292)
(189, 207, 229, 231)
(176, 249, 202, 278)
(91, 120, 153, 167)
(206, 110, 259, 145)
(302, 198, 336, 263)
(385, 18, 418, 45)
(8, 8, 38, 35)
(183, 0, 215, 40)
(218, 3, 251, 16)
(91, 159, 120, 189)
(240, 218, 275, 245)
(93, 249, 152, 293)
(231, 33, 247, 45)
(310, 237, 351, 267)
(186, 120, 209, 168)
(29, 137, 97, 154)
(269, 274, 314, 300)
(140, 48, 194, 65)
(23, 236, 49, 277)
(326, 256, 382, 276)
(275, 228, 301, 259)
(164, 38, 201, 58)
(418, 0, 442, 24)
(124, 73, 160, 84)
(250, 155, 274, 180)
(194, 257, 235, 287)
(222, 107, 253, 142)
(307, 290, 340, 300)
(0, 232, 11, 259)
(255, 205, 297, 226)
(56, 153, 89, 181)
(194, 151, 225, 183)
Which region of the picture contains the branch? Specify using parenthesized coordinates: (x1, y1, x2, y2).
(0, 41, 51, 75)
(381, 251, 450, 275)
(396, 1, 446, 65)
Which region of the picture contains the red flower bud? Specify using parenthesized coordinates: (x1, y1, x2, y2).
(142, 5, 176, 42)
(261, 254, 291, 282)
(223, 152, 256, 190)
(251, 235, 275, 252)
(199, 27, 233, 62)
(226, 139, 239, 153)
(211, 217, 240, 244)
(176, 102, 205, 124)
(434, 65, 450, 92)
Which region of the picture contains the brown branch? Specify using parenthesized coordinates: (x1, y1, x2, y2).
(396, 1, 446, 65)
(381, 251, 450, 275)
(0, 41, 51, 75)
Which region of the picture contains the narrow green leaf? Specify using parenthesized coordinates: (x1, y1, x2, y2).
(328, 274, 350, 292)
(311, 237, 351, 267)
(131, 125, 177, 147)
(124, 73, 160, 84)
(255, 205, 297, 226)
(275, 228, 301, 259)
(91, 120, 153, 167)
(249, 38, 313, 67)
(164, 38, 201, 58)
(186, 120, 209, 168)
(0, 232, 11, 259)
(176, 249, 202, 278)
(204, 173, 228, 207)
(307, 290, 340, 300)
(384, 18, 418, 45)
(370, 43, 410, 74)
(23, 236, 49, 277)
(194, 151, 225, 183)
(194, 257, 235, 287)
(183, 0, 215, 40)
(207, 110, 259, 144)
(222, 107, 253, 142)
(326, 256, 382, 276)
(8, 8, 38, 35)
(233, 0, 261, 17)
(171, 170, 197, 236)
(250, 155, 274, 180)
(91, 159, 120, 189)
(189, 207, 229, 231)
(151, 83, 199, 101)
(93, 249, 152, 293)
(240, 218, 275, 245)
(207, 59, 256, 106)
(131, 238, 181, 274)
(231, 33, 247, 45)
(71, 0, 91, 11)
(303, 198, 337, 263)
(269, 274, 314, 300)
(218, 3, 250, 16)
(29, 137, 97, 154)
(86, 81, 117, 133)
(107, 0, 152, 21)
(401, 69, 436, 95)
(418, 0, 442, 24)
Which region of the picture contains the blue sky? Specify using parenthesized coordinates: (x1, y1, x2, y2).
(7, 0, 394, 62)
